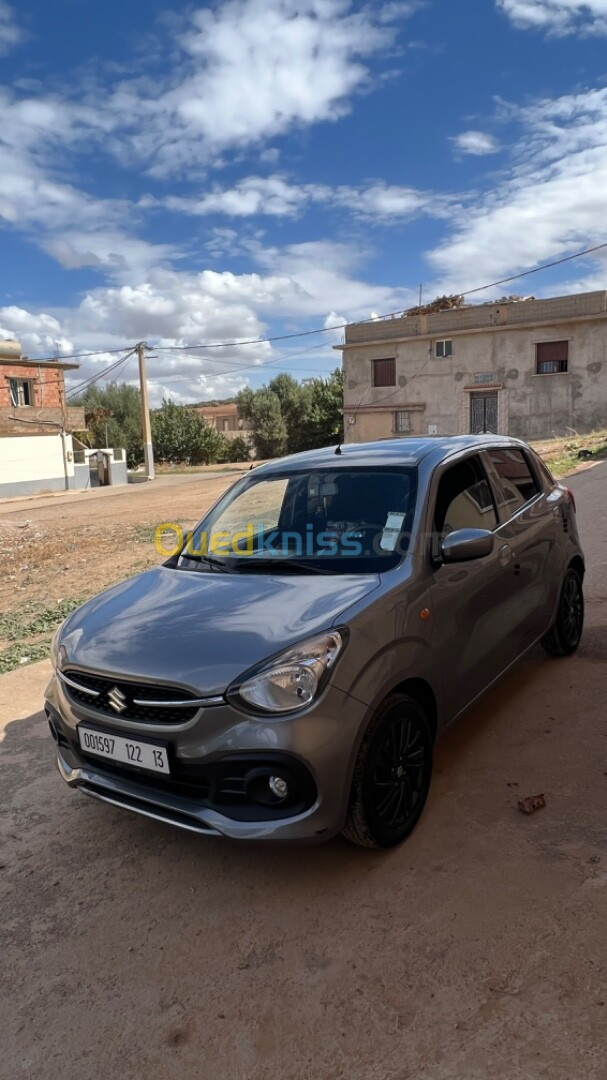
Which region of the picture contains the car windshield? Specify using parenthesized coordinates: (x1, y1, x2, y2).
(178, 466, 417, 575)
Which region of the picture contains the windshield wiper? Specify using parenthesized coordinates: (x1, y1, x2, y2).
(231, 558, 338, 575)
(179, 552, 231, 573)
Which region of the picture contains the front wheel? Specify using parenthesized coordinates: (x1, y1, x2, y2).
(342, 694, 433, 850)
(541, 567, 584, 656)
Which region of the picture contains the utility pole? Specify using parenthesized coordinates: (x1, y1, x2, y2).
(136, 341, 155, 480)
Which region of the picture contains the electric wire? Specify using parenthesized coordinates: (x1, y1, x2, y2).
(28, 239, 607, 365)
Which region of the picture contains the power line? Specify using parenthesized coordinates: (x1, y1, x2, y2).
(31, 239, 607, 365)
(45, 346, 132, 362)
(460, 240, 607, 297)
(151, 341, 330, 383)
(123, 240, 607, 353)
(66, 348, 137, 399)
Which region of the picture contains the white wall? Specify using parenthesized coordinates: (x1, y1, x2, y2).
(0, 433, 74, 497)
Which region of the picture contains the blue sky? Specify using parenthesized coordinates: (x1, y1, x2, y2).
(1, 0, 607, 403)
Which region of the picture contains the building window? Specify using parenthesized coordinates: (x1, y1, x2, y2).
(394, 410, 411, 434)
(372, 358, 396, 387)
(8, 378, 34, 407)
(435, 339, 453, 358)
(536, 340, 568, 374)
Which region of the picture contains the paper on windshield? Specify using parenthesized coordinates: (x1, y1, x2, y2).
(380, 512, 405, 552)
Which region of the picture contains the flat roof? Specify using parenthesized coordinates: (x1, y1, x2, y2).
(0, 357, 80, 372)
(341, 289, 607, 348)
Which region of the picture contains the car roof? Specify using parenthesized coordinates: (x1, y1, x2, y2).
(253, 435, 528, 476)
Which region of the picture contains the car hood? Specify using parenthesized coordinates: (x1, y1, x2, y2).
(59, 565, 380, 695)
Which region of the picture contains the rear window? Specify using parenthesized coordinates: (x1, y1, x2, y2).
(487, 449, 540, 517)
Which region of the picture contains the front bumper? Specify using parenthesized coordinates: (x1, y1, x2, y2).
(45, 671, 371, 843)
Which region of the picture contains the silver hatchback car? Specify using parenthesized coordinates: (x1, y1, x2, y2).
(46, 436, 584, 849)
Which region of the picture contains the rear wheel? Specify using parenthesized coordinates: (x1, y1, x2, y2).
(541, 568, 584, 656)
(342, 694, 433, 850)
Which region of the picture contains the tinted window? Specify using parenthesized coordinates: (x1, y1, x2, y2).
(487, 449, 540, 516)
(434, 456, 498, 536)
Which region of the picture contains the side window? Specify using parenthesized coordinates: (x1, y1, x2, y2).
(433, 456, 498, 538)
(486, 449, 540, 517)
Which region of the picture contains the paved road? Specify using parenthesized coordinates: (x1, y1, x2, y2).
(1, 463, 606, 1080)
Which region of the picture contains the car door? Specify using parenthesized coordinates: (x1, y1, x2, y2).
(481, 446, 560, 646)
(427, 452, 522, 721)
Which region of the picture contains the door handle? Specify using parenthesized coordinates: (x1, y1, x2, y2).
(498, 543, 514, 567)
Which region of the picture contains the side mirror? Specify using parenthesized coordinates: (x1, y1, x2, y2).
(441, 528, 494, 563)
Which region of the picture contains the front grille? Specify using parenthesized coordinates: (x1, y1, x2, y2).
(61, 669, 202, 725)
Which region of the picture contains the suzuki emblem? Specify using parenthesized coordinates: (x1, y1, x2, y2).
(108, 686, 127, 713)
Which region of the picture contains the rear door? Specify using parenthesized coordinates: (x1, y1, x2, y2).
(427, 453, 520, 720)
(481, 446, 560, 645)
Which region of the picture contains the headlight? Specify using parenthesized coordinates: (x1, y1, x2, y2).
(230, 630, 345, 714)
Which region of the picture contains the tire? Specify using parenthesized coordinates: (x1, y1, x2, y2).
(541, 567, 584, 657)
(342, 693, 433, 850)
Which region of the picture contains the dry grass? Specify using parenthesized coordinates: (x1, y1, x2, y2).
(532, 429, 607, 477)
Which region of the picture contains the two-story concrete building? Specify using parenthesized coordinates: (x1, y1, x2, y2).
(338, 290, 607, 442)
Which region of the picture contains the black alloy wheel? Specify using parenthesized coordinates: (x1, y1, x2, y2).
(343, 694, 433, 849)
(542, 567, 584, 656)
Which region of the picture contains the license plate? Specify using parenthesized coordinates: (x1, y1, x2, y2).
(78, 726, 170, 774)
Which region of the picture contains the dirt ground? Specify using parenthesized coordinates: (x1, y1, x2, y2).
(1, 463, 606, 1079)
(0, 469, 250, 670)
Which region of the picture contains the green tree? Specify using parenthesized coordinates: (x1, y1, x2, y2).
(301, 368, 344, 450)
(221, 436, 251, 462)
(73, 381, 144, 467)
(235, 387, 256, 421)
(267, 373, 309, 454)
(249, 390, 288, 459)
(235, 368, 343, 459)
(151, 400, 225, 465)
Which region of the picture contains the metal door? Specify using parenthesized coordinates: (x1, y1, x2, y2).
(427, 453, 517, 721)
(470, 392, 498, 433)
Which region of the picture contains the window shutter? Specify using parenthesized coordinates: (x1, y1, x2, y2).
(536, 341, 568, 373)
(372, 358, 396, 387)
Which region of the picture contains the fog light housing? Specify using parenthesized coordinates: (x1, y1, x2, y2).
(269, 775, 288, 800)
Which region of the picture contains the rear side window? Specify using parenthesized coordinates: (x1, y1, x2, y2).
(434, 455, 498, 536)
(533, 454, 557, 489)
(487, 449, 540, 517)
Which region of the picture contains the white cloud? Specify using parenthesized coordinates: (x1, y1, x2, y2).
(163, 176, 318, 218)
(250, 238, 413, 316)
(161, 175, 454, 223)
(0, 241, 415, 405)
(0, 89, 160, 281)
(429, 87, 607, 291)
(0, 2, 22, 55)
(0, 0, 419, 282)
(102, 0, 410, 175)
(0, 306, 74, 361)
(332, 182, 455, 220)
(42, 232, 180, 280)
(451, 130, 500, 156)
(497, 0, 607, 35)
